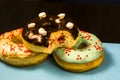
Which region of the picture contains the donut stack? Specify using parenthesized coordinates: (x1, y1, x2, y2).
(0, 12, 104, 72)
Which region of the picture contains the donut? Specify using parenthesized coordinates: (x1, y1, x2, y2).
(21, 12, 81, 54)
(0, 28, 48, 66)
(53, 30, 104, 72)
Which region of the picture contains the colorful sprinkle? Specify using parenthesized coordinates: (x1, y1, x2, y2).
(86, 54, 88, 57)
(80, 49, 82, 52)
(2, 44, 5, 46)
(17, 44, 24, 51)
(88, 49, 91, 51)
(67, 54, 70, 56)
(24, 50, 30, 53)
(9, 44, 15, 51)
(77, 54, 80, 57)
(94, 44, 102, 51)
(2, 49, 4, 55)
(76, 57, 82, 60)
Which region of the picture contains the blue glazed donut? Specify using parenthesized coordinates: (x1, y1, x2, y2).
(53, 30, 104, 72)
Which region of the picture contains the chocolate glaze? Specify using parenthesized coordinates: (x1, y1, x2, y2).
(22, 14, 79, 47)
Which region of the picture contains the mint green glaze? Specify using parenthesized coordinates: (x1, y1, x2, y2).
(54, 30, 104, 63)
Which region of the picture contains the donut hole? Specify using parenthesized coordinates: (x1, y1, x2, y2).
(77, 43, 87, 49)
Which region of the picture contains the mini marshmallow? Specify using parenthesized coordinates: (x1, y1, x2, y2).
(31, 35, 42, 42)
(55, 19, 61, 23)
(28, 23, 36, 28)
(38, 12, 47, 19)
(49, 18, 53, 20)
(58, 13, 65, 19)
(28, 32, 42, 42)
(66, 22, 74, 29)
(28, 31, 34, 39)
(38, 28, 47, 36)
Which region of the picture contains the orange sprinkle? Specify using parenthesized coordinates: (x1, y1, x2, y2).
(24, 50, 30, 53)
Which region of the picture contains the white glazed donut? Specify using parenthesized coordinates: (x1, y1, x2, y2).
(0, 28, 48, 66)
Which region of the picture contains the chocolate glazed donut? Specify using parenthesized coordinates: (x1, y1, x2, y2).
(21, 12, 80, 54)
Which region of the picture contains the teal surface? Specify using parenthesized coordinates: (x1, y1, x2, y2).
(0, 43, 119, 80)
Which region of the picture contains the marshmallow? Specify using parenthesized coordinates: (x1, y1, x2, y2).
(38, 12, 47, 19)
(66, 22, 74, 29)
